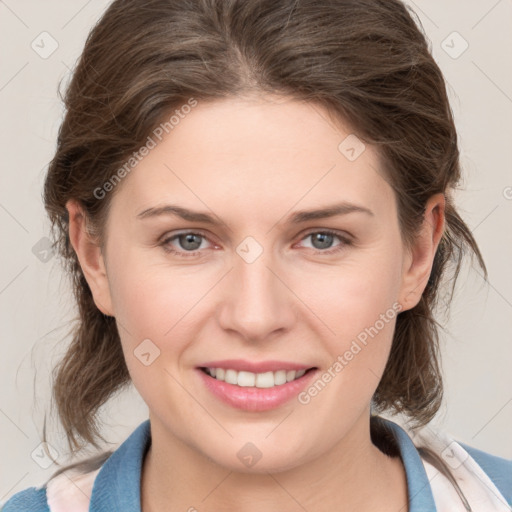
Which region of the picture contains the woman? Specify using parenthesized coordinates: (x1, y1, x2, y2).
(2, 0, 511, 511)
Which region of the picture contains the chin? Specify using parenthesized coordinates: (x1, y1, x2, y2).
(204, 445, 307, 475)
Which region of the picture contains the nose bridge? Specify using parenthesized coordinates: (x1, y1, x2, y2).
(219, 238, 295, 341)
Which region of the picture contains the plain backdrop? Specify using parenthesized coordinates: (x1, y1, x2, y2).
(1, 0, 511, 501)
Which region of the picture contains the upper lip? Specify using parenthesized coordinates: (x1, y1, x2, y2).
(198, 359, 316, 373)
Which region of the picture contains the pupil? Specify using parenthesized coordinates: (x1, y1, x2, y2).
(180, 233, 202, 250)
(312, 233, 333, 250)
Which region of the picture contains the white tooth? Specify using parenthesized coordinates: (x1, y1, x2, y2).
(286, 370, 296, 382)
(274, 370, 287, 385)
(255, 371, 275, 388)
(237, 371, 256, 387)
(225, 369, 238, 385)
(210, 368, 307, 386)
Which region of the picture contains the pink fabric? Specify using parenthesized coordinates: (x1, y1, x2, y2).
(46, 467, 101, 512)
(409, 424, 511, 511)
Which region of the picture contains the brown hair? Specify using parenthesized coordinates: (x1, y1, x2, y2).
(42, 0, 486, 484)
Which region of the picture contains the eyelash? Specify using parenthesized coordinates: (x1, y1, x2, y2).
(159, 229, 353, 258)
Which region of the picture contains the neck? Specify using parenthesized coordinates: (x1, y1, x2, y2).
(141, 411, 408, 512)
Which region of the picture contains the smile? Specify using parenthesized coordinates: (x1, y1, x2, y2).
(197, 365, 319, 411)
(200, 367, 312, 388)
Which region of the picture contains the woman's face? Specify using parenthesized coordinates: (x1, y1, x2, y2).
(74, 94, 441, 472)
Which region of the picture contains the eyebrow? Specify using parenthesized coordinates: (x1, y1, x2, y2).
(136, 201, 374, 224)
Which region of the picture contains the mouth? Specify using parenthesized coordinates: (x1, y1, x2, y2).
(199, 366, 317, 388)
(196, 364, 319, 411)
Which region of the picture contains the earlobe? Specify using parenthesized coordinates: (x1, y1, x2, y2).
(399, 193, 446, 311)
(66, 199, 114, 317)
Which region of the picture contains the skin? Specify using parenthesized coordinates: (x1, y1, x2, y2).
(67, 93, 445, 512)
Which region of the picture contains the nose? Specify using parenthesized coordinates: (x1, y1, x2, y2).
(217, 248, 297, 343)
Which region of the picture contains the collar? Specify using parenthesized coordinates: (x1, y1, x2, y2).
(89, 416, 437, 511)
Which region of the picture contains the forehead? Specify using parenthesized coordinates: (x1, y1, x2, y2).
(109, 95, 394, 222)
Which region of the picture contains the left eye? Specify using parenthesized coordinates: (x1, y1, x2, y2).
(160, 231, 212, 257)
(160, 229, 351, 258)
(298, 230, 351, 253)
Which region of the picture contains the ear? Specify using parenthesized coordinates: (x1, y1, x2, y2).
(398, 193, 446, 311)
(66, 199, 114, 317)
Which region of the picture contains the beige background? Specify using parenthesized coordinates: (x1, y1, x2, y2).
(1, 0, 511, 501)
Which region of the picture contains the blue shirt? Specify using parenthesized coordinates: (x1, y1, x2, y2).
(2, 417, 511, 511)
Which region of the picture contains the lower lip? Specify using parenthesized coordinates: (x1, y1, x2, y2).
(196, 368, 318, 411)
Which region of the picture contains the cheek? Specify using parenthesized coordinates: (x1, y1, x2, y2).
(108, 261, 193, 405)
(307, 244, 402, 336)
(302, 242, 402, 389)
(106, 248, 189, 349)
